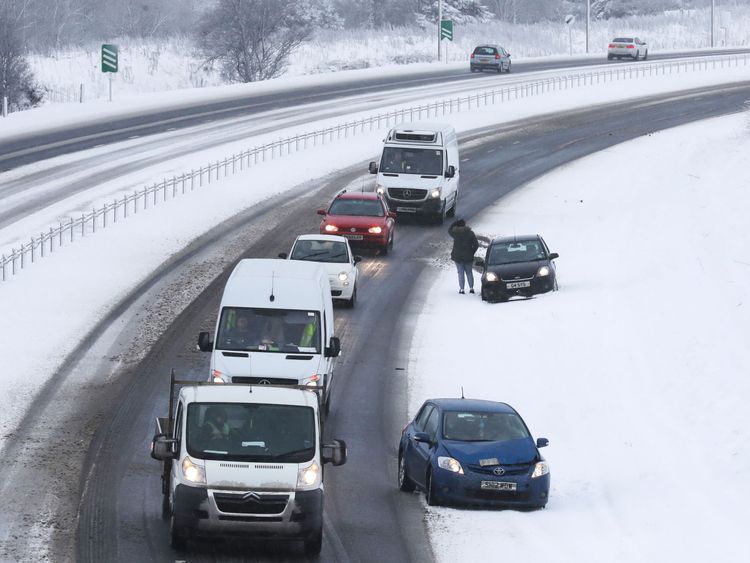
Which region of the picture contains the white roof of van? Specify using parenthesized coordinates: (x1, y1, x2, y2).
(230, 258, 323, 280)
(180, 384, 319, 408)
(222, 259, 327, 308)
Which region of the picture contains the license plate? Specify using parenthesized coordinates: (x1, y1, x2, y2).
(481, 481, 517, 491)
(396, 207, 416, 213)
(342, 234, 363, 240)
(506, 281, 531, 289)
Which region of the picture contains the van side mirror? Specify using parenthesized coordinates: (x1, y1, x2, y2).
(322, 439, 347, 466)
(325, 336, 341, 358)
(536, 437, 549, 448)
(151, 434, 178, 460)
(445, 165, 456, 179)
(474, 257, 485, 268)
(197, 331, 214, 352)
(549, 252, 559, 260)
(317, 209, 327, 216)
(354, 255, 362, 264)
(278, 252, 288, 259)
(368, 161, 378, 174)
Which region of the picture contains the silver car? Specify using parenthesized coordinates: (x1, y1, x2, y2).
(607, 37, 648, 61)
(470, 44, 512, 73)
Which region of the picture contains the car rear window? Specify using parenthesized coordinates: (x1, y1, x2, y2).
(473, 46, 497, 56)
(612, 38, 633, 43)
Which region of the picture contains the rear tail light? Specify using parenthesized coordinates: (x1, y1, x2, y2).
(495, 53, 500, 59)
(470, 53, 475, 59)
(608, 44, 615, 48)
(626, 45, 634, 49)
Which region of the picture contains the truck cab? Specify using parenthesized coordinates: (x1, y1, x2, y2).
(151, 382, 346, 554)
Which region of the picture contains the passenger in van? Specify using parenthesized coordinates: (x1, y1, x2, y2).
(222, 312, 256, 348)
(199, 406, 231, 446)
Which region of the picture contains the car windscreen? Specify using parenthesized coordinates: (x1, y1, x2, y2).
(612, 37, 633, 43)
(216, 307, 320, 353)
(291, 240, 349, 263)
(443, 410, 530, 442)
(328, 198, 384, 217)
(380, 147, 444, 176)
(486, 241, 546, 265)
(186, 402, 316, 462)
(473, 46, 497, 55)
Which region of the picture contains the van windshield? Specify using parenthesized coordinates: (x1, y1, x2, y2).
(186, 402, 316, 462)
(380, 148, 444, 176)
(217, 307, 320, 353)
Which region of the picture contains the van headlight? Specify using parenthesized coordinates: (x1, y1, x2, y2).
(301, 374, 321, 387)
(376, 185, 385, 195)
(485, 272, 498, 282)
(430, 188, 441, 198)
(297, 461, 321, 489)
(532, 461, 549, 478)
(536, 266, 550, 277)
(182, 456, 207, 485)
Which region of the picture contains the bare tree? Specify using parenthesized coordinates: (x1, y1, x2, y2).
(0, 0, 42, 110)
(199, 0, 313, 82)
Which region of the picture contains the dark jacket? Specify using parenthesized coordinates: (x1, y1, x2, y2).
(448, 222, 479, 263)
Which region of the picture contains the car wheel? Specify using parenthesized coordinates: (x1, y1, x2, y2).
(426, 471, 441, 506)
(607, 54, 613, 60)
(506, 62, 511, 73)
(398, 452, 416, 492)
(496, 64, 502, 73)
(553, 278, 559, 292)
(170, 513, 187, 550)
(634, 50, 640, 61)
(643, 50, 648, 61)
(303, 526, 323, 555)
(347, 285, 357, 308)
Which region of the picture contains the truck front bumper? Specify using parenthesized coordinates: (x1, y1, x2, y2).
(172, 484, 322, 539)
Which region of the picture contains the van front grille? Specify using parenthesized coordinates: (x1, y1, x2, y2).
(214, 492, 290, 515)
(388, 188, 427, 201)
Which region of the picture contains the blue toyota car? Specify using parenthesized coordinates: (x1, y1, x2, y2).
(398, 398, 550, 508)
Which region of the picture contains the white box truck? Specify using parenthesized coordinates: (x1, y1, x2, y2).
(369, 122, 459, 223)
(198, 259, 340, 413)
(151, 374, 346, 554)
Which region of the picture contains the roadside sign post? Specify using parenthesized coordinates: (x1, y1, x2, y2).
(441, 20, 453, 64)
(101, 44, 118, 102)
(565, 15, 575, 56)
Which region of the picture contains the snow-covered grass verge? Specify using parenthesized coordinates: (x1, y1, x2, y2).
(408, 112, 750, 562)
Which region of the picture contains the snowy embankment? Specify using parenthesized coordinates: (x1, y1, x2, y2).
(408, 113, 750, 562)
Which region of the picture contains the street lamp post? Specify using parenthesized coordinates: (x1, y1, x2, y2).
(437, 0, 442, 61)
(586, 0, 590, 54)
(711, 0, 715, 47)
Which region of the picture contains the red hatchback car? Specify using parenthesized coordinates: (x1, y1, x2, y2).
(318, 191, 396, 253)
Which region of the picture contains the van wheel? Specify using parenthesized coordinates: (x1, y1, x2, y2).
(304, 526, 323, 555)
(434, 202, 446, 225)
(447, 193, 457, 218)
(170, 513, 187, 550)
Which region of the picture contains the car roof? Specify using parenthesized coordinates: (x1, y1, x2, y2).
(296, 234, 349, 243)
(489, 234, 542, 245)
(427, 398, 516, 413)
(335, 191, 380, 201)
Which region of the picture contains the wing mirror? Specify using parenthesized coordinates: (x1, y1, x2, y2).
(445, 165, 456, 179)
(388, 211, 397, 219)
(317, 209, 327, 216)
(536, 437, 549, 448)
(322, 439, 347, 466)
(474, 257, 485, 268)
(325, 336, 341, 358)
(368, 161, 378, 174)
(151, 434, 178, 460)
(413, 432, 431, 445)
(197, 331, 214, 352)
(549, 252, 559, 260)
(278, 252, 288, 259)
(354, 255, 363, 264)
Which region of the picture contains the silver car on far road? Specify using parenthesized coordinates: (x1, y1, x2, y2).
(607, 37, 648, 60)
(470, 44, 512, 73)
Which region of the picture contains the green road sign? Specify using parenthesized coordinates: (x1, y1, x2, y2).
(101, 44, 118, 73)
(440, 20, 453, 41)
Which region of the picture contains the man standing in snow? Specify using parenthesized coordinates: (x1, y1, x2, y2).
(448, 218, 479, 294)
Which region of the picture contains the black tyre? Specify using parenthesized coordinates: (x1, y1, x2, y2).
(634, 50, 640, 61)
(425, 471, 441, 506)
(506, 62, 512, 73)
(496, 64, 502, 73)
(398, 452, 416, 492)
(446, 192, 458, 218)
(347, 285, 357, 308)
(304, 527, 323, 555)
(170, 514, 187, 550)
(607, 54, 613, 60)
(643, 50, 648, 61)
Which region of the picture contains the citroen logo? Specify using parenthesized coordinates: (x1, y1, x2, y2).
(242, 492, 261, 501)
(404, 189, 412, 197)
(493, 467, 505, 476)
(258, 379, 271, 385)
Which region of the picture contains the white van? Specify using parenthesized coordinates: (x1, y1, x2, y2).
(369, 122, 459, 223)
(198, 259, 340, 412)
(151, 382, 346, 554)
